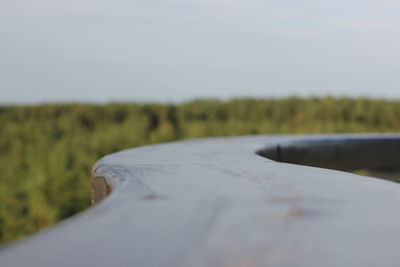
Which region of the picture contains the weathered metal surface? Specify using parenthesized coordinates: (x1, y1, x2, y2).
(1, 134, 400, 267)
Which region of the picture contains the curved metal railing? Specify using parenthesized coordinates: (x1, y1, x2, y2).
(1, 133, 400, 267)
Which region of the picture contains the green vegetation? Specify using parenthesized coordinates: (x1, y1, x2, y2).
(1, 97, 399, 244)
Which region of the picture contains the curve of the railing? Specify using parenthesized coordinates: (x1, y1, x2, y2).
(258, 134, 400, 171)
(1, 133, 400, 267)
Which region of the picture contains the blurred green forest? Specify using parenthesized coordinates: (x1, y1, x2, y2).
(1, 97, 400, 244)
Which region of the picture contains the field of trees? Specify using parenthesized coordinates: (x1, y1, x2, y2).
(1, 97, 399, 244)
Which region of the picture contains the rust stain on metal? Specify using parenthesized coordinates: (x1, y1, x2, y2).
(141, 194, 158, 200)
(287, 207, 312, 218)
(91, 176, 111, 205)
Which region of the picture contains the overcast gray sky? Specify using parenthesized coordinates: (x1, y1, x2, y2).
(1, 0, 400, 103)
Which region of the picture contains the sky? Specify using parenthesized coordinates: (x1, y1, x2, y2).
(1, 0, 400, 103)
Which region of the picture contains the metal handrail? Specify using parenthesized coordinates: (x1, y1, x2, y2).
(1, 133, 400, 267)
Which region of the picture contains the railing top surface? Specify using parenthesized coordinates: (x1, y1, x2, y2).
(2, 133, 400, 267)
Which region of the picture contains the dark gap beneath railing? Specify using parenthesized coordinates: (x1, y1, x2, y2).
(257, 137, 400, 182)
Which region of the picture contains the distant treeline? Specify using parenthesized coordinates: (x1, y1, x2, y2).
(1, 97, 399, 243)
